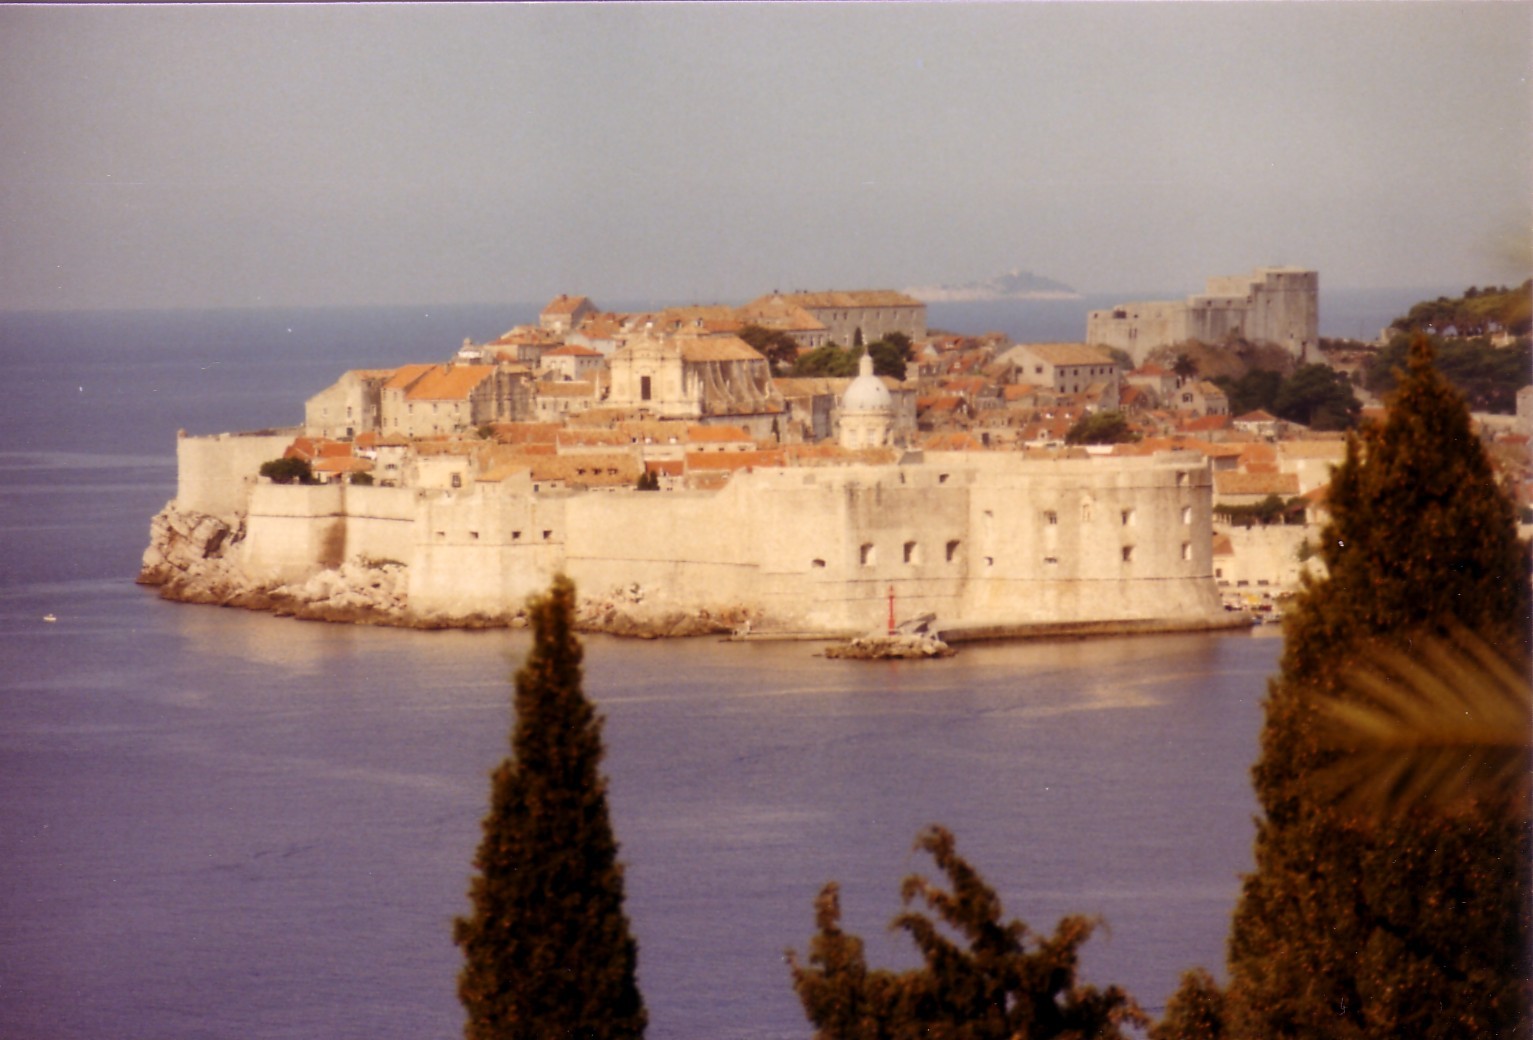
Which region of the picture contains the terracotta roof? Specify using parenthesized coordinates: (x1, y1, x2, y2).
(687, 424, 753, 443)
(676, 334, 764, 363)
(544, 344, 604, 358)
(487, 422, 561, 444)
(1012, 342, 1118, 366)
(415, 365, 495, 401)
(922, 432, 987, 451)
(774, 290, 924, 310)
(557, 429, 629, 448)
(536, 381, 596, 398)
(1181, 415, 1232, 433)
(1214, 471, 1301, 496)
(313, 456, 373, 474)
(735, 297, 827, 332)
(684, 449, 785, 472)
(1234, 409, 1279, 423)
(541, 294, 592, 316)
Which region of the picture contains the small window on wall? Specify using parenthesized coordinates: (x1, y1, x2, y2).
(1121, 545, 1135, 562)
(1044, 555, 1059, 566)
(1181, 542, 1192, 561)
(860, 543, 876, 567)
(1121, 508, 1134, 526)
(903, 541, 921, 565)
(1045, 510, 1058, 525)
(811, 558, 826, 569)
(945, 540, 960, 562)
(451, 473, 462, 489)
(1182, 506, 1193, 525)
(640, 375, 652, 402)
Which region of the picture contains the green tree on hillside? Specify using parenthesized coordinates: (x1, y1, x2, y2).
(454, 576, 646, 1040)
(1270, 362, 1360, 430)
(1364, 334, 1531, 414)
(1065, 410, 1138, 445)
(788, 825, 1144, 1040)
(1221, 334, 1531, 1039)
(739, 323, 802, 374)
(867, 332, 914, 380)
(793, 344, 862, 378)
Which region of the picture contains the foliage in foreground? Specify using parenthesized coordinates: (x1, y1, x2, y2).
(1222, 335, 1531, 1039)
(788, 825, 1144, 1040)
(454, 575, 646, 1040)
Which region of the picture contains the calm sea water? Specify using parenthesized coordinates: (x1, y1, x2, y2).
(0, 295, 1401, 1038)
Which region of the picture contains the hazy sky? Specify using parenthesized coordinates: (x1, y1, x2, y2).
(3, 3, 1529, 311)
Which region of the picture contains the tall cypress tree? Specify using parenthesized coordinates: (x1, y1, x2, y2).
(454, 575, 646, 1040)
(1224, 335, 1530, 1038)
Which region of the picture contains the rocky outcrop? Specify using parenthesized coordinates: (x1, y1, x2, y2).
(822, 634, 956, 660)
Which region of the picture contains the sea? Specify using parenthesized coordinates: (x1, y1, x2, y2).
(0, 288, 1421, 1039)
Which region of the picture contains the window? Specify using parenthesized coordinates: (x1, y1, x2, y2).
(903, 541, 921, 565)
(512, 531, 521, 540)
(945, 540, 960, 562)
(1176, 471, 1188, 488)
(1045, 510, 1058, 525)
(1121, 508, 1135, 526)
(811, 558, 826, 569)
(1121, 545, 1135, 562)
(640, 375, 652, 402)
(451, 473, 462, 489)
(860, 543, 875, 567)
(1182, 506, 1193, 524)
(542, 530, 552, 541)
(984, 556, 994, 567)
(1181, 542, 1192, 561)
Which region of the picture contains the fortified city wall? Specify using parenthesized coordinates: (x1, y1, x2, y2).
(1087, 267, 1319, 365)
(158, 434, 1227, 636)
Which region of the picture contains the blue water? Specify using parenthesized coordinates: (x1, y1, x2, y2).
(0, 303, 1298, 1039)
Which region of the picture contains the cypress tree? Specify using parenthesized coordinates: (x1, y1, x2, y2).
(453, 575, 646, 1040)
(1224, 335, 1530, 1038)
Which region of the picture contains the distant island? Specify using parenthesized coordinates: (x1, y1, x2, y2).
(905, 268, 1081, 302)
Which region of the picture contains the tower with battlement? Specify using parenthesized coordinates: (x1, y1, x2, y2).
(1087, 267, 1318, 365)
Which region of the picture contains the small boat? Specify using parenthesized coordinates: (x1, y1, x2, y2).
(42, 614, 57, 623)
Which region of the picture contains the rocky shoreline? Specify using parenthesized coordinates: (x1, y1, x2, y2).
(137, 503, 759, 638)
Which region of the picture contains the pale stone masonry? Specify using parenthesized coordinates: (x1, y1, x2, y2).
(1087, 267, 1319, 364)
(171, 434, 1225, 635)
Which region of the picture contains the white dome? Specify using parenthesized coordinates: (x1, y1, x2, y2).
(842, 353, 893, 414)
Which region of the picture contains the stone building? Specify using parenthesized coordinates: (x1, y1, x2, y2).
(1000, 343, 1122, 404)
(750, 289, 926, 348)
(606, 331, 784, 438)
(1087, 267, 1319, 364)
(378, 364, 528, 439)
(304, 369, 393, 439)
(539, 294, 597, 334)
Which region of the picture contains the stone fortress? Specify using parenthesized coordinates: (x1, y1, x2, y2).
(1087, 267, 1319, 365)
(141, 284, 1284, 639)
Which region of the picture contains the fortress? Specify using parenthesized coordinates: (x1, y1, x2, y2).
(1087, 267, 1319, 365)
(147, 431, 1229, 639)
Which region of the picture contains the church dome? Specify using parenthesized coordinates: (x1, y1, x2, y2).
(842, 353, 893, 414)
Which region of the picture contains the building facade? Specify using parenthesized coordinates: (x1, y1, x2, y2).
(1087, 268, 1319, 364)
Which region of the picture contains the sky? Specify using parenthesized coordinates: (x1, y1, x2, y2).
(2, 2, 1529, 311)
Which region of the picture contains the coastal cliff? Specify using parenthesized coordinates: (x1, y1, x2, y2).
(138, 501, 756, 637)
